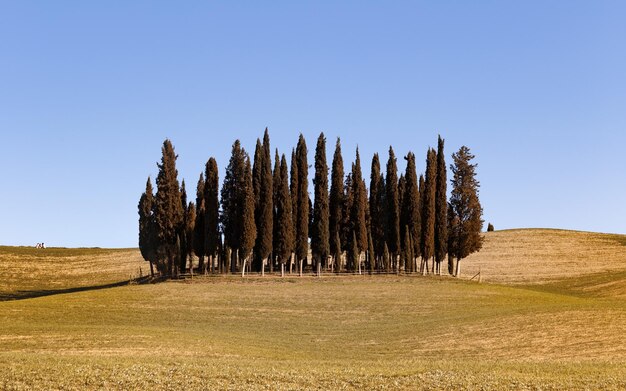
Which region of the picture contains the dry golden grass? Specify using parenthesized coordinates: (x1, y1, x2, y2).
(0, 246, 144, 299)
(463, 229, 626, 284)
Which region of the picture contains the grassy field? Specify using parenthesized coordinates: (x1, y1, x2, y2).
(1, 229, 626, 390)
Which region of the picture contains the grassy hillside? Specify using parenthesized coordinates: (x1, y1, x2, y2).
(1, 229, 626, 389)
(0, 246, 144, 300)
(464, 229, 626, 284)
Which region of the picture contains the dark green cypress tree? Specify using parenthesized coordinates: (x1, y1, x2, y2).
(341, 171, 353, 253)
(329, 138, 344, 271)
(449, 146, 484, 277)
(252, 139, 263, 271)
(179, 180, 189, 274)
(312, 132, 330, 271)
(221, 140, 247, 273)
(194, 173, 206, 273)
(252, 129, 273, 272)
(402, 152, 421, 273)
(369, 153, 385, 262)
(398, 173, 406, 251)
(240, 156, 257, 274)
(272, 149, 281, 270)
(447, 202, 459, 275)
(385, 147, 401, 266)
(154, 139, 184, 277)
(290, 147, 299, 263)
(434, 136, 448, 275)
(138, 177, 157, 276)
(351, 148, 368, 255)
(204, 158, 219, 273)
(295, 135, 309, 274)
(275, 154, 294, 276)
(421, 148, 437, 273)
(184, 201, 196, 272)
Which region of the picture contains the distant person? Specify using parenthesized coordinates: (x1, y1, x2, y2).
(41, 243, 46, 249)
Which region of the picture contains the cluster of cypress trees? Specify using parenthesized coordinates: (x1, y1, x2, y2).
(138, 131, 483, 278)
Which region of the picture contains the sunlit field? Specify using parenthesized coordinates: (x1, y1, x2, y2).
(1, 229, 626, 390)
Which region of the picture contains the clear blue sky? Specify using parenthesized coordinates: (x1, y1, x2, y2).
(1, 1, 624, 248)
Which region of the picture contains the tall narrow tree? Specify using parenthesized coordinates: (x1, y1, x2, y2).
(402, 152, 421, 273)
(272, 149, 281, 271)
(252, 129, 273, 273)
(138, 177, 157, 276)
(351, 148, 368, 258)
(312, 133, 330, 274)
(290, 147, 299, 267)
(449, 146, 484, 277)
(434, 136, 448, 275)
(184, 201, 196, 272)
(295, 135, 309, 275)
(221, 140, 250, 273)
(421, 149, 437, 274)
(179, 180, 189, 273)
(240, 157, 257, 275)
(154, 139, 184, 277)
(385, 147, 401, 269)
(369, 153, 385, 263)
(275, 154, 294, 277)
(194, 173, 206, 273)
(204, 158, 219, 273)
(329, 138, 344, 271)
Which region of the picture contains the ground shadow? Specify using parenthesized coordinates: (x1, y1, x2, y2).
(0, 276, 160, 302)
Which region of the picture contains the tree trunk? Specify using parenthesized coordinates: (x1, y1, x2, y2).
(281, 262, 285, 277)
(261, 257, 266, 277)
(317, 260, 321, 277)
(270, 255, 274, 274)
(290, 253, 294, 274)
(448, 254, 454, 275)
(149, 261, 154, 277)
(299, 258, 303, 277)
(455, 258, 461, 277)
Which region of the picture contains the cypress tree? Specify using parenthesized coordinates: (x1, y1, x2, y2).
(221, 140, 248, 273)
(295, 135, 309, 274)
(272, 149, 281, 270)
(434, 136, 448, 275)
(184, 201, 196, 273)
(351, 148, 368, 255)
(290, 147, 299, 264)
(341, 171, 353, 253)
(398, 174, 406, 258)
(252, 139, 263, 271)
(312, 132, 330, 272)
(402, 152, 421, 273)
(369, 154, 385, 262)
(447, 202, 459, 275)
(449, 146, 484, 277)
(204, 158, 219, 273)
(275, 154, 294, 276)
(138, 177, 157, 276)
(421, 149, 437, 273)
(385, 147, 401, 268)
(329, 138, 344, 271)
(154, 139, 184, 277)
(194, 173, 206, 273)
(252, 129, 273, 272)
(179, 180, 189, 274)
(240, 156, 257, 275)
